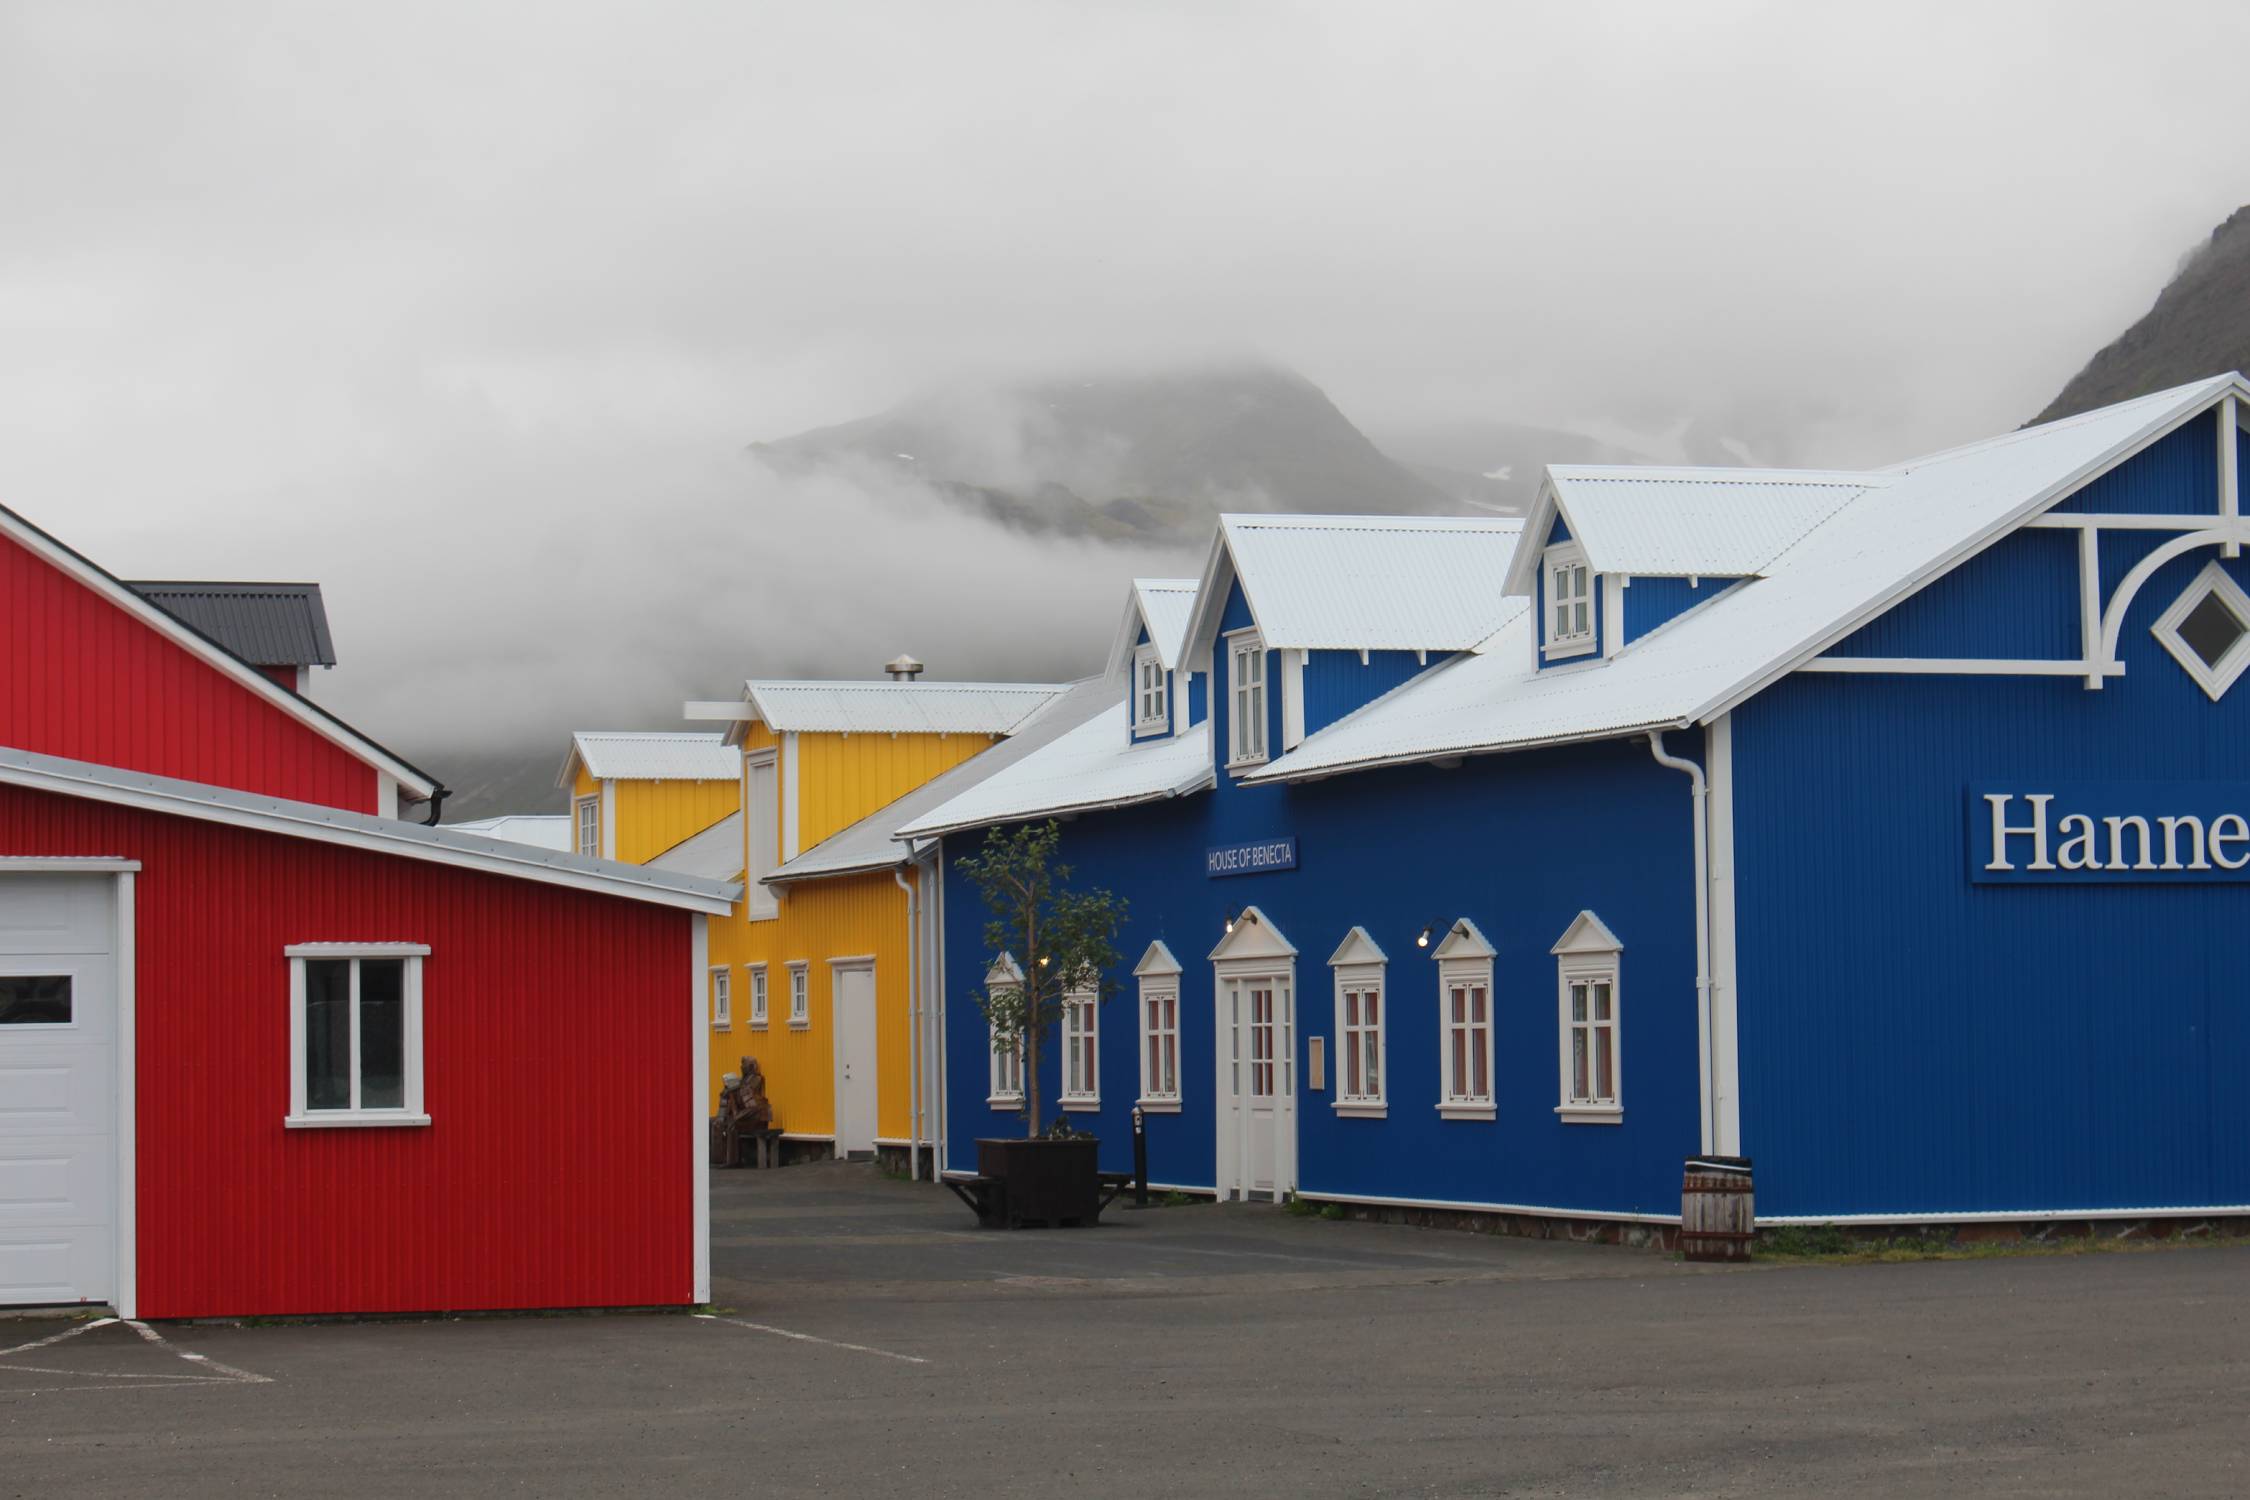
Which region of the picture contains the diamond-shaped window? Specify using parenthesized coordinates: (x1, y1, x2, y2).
(2152, 561, 2250, 701)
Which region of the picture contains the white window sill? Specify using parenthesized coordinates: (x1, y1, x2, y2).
(1541, 638, 1595, 662)
(1134, 718, 1168, 736)
(713, 1023, 732, 1032)
(749, 1020, 769, 1031)
(285, 1112, 432, 1130)
(1334, 1101, 1388, 1119)
(1437, 1101, 1495, 1121)
(1135, 1097, 1182, 1114)
(987, 1094, 1024, 1110)
(1555, 1104, 1623, 1125)
(1060, 1098, 1101, 1112)
(1225, 756, 1268, 775)
(788, 1019, 810, 1031)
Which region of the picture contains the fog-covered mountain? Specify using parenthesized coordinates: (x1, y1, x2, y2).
(2037, 205, 2250, 423)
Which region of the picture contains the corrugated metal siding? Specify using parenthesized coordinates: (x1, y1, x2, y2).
(1302, 649, 1427, 736)
(1736, 548, 2250, 1216)
(125, 583, 336, 668)
(1553, 470, 1872, 576)
(795, 731, 996, 850)
(1, 531, 379, 812)
(2049, 410, 2217, 514)
(613, 778, 739, 865)
(707, 869, 910, 1139)
(1621, 576, 1740, 644)
(1222, 514, 1524, 651)
(1826, 529, 2079, 658)
(0, 781, 694, 1319)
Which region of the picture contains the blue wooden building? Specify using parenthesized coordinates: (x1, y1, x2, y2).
(898, 375, 2250, 1233)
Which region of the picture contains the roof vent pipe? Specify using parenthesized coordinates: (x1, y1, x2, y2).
(885, 654, 925, 681)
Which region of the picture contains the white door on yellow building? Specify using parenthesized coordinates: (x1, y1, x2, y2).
(833, 962, 877, 1158)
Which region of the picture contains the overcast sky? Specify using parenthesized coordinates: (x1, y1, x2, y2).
(5, 2, 2247, 779)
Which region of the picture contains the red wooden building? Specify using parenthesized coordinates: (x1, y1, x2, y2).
(0, 504, 736, 1319)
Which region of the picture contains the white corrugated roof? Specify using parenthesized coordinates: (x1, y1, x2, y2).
(564, 731, 739, 784)
(894, 710, 1214, 840)
(769, 677, 1118, 882)
(1254, 375, 2245, 781)
(447, 813, 573, 851)
(647, 810, 745, 883)
(0, 745, 739, 914)
(1184, 514, 1525, 661)
(743, 681, 1067, 736)
(1133, 579, 1199, 671)
(1544, 468, 1882, 579)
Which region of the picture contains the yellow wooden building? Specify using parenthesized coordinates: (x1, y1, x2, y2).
(652, 677, 1102, 1172)
(556, 731, 742, 864)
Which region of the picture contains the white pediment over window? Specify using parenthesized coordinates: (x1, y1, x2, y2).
(1429, 917, 1495, 962)
(986, 953, 1025, 987)
(1133, 939, 1182, 978)
(1208, 905, 1297, 963)
(1326, 925, 1389, 969)
(1550, 910, 1623, 956)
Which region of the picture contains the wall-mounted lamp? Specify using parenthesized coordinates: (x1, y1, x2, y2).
(1037, 954, 1051, 968)
(1415, 926, 1433, 949)
(1224, 909, 1256, 935)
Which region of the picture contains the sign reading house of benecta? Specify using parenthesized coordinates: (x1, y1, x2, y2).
(1972, 785, 2250, 883)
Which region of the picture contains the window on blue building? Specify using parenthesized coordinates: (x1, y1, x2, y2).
(1062, 987, 1099, 1108)
(1543, 543, 1594, 660)
(1551, 911, 1624, 1124)
(1139, 979, 1179, 1106)
(1134, 645, 1168, 732)
(1327, 926, 1388, 1118)
(1431, 920, 1497, 1120)
(1227, 629, 1267, 766)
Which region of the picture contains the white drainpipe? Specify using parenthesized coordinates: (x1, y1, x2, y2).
(1647, 729, 1715, 1156)
(894, 865, 920, 1180)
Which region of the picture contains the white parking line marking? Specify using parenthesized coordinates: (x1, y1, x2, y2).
(694, 1313, 929, 1364)
(0, 1317, 116, 1358)
(123, 1320, 271, 1385)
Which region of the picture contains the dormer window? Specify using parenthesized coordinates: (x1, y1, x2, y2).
(1227, 629, 1267, 767)
(1544, 544, 1594, 659)
(1134, 644, 1168, 733)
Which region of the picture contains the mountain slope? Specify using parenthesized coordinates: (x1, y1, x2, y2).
(752, 363, 1459, 542)
(2036, 205, 2250, 423)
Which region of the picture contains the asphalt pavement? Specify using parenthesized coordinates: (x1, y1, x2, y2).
(2, 1161, 2245, 1497)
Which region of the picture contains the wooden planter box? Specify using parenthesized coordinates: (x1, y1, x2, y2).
(977, 1137, 1101, 1228)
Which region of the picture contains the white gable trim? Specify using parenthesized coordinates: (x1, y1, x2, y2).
(1180, 522, 1271, 671)
(1429, 916, 1495, 962)
(0, 748, 738, 914)
(1132, 939, 1183, 978)
(1502, 476, 1570, 599)
(0, 505, 438, 799)
(1699, 377, 2250, 728)
(1207, 904, 1296, 963)
(1550, 909, 1624, 955)
(1326, 925, 1389, 968)
(985, 953, 1025, 986)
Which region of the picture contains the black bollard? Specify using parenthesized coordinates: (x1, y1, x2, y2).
(1132, 1105, 1148, 1208)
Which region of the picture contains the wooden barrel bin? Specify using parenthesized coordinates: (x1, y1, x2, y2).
(1680, 1156, 1754, 1262)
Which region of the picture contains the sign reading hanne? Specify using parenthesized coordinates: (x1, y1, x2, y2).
(1206, 837, 1297, 878)
(1971, 784, 2250, 883)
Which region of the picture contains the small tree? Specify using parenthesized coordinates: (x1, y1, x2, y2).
(958, 820, 1127, 1137)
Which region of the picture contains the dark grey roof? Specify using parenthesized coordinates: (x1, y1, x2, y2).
(126, 581, 337, 668)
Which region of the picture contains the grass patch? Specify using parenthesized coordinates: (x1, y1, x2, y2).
(1755, 1225, 2250, 1265)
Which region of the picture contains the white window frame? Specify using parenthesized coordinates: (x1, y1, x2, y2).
(2152, 559, 2250, 702)
(1134, 644, 1169, 734)
(710, 965, 732, 1030)
(986, 956, 1025, 1107)
(1226, 627, 1268, 768)
(786, 960, 810, 1028)
(747, 962, 769, 1028)
(285, 943, 430, 1129)
(573, 795, 600, 858)
(745, 751, 780, 921)
(1432, 920, 1496, 1120)
(1137, 976, 1180, 1110)
(1326, 926, 1387, 1118)
(1553, 911, 1624, 1123)
(1543, 542, 1595, 660)
(1060, 986, 1100, 1110)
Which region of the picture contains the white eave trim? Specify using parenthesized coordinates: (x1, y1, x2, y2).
(893, 765, 1217, 843)
(0, 506, 438, 799)
(0, 752, 739, 915)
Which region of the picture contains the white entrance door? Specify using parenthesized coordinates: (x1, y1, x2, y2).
(0, 875, 117, 1307)
(834, 964, 878, 1158)
(1218, 971, 1294, 1201)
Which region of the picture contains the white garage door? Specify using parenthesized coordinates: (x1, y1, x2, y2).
(0, 875, 117, 1306)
